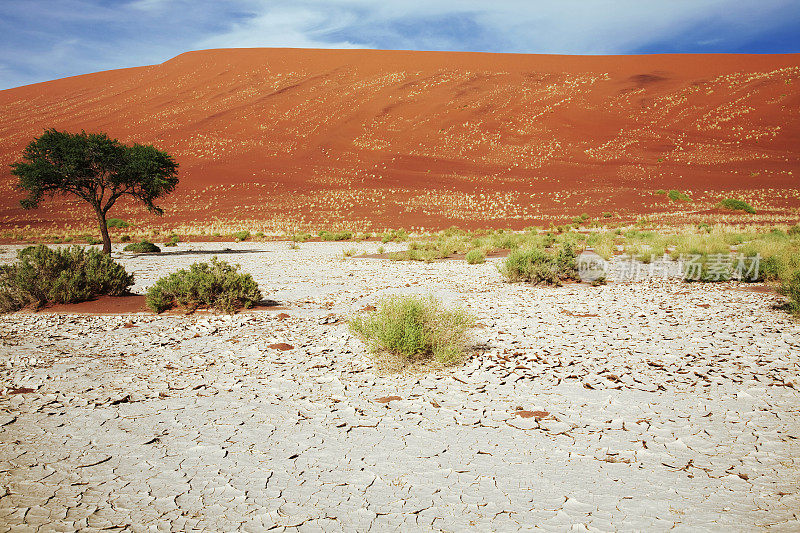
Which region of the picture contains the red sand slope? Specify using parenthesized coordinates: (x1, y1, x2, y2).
(0, 48, 798, 231)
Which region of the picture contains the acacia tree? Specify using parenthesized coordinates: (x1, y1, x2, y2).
(11, 129, 179, 254)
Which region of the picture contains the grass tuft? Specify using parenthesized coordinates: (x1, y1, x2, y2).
(349, 295, 474, 369)
(465, 249, 486, 264)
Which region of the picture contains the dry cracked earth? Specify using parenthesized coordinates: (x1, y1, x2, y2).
(0, 242, 799, 532)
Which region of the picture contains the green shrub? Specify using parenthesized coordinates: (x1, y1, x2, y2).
(348, 295, 474, 367)
(465, 249, 486, 264)
(319, 230, 353, 241)
(655, 189, 667, 195)
(146, 257, 262, 314)
(0, 245, 133, 312)
(164, 234, 179, 247)
(718, 198, 756, 214)
(124, 240, 161, 253)
(290, 232, 312, 242)
(788, 225, 800, 236)
(667, 190, 692, 202)
(106, 218, 130, 229)
(381, 229, 409, 243)
(499, 242, 578, 285)
(602, 212, 613, 218)
(120, 235, 131, 243)
(233, 230, 250, 242)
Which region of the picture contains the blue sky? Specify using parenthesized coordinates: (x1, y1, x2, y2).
(1, 0, 799, 89)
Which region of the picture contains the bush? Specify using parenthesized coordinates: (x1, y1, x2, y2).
(120, 235, 131, 243)
(319, 230, 353, 241)
(499, 242, 578, 285)
(146, 257, 262, 314)
(233, 230, 250, 242)
(788, 225, 800, 236)
(667, 190, 692, 202)
(0, 245, 133, 312)
(465, 249, 486, 264)
(348, 295, 474, 367)
(164, 234, 179, 247)
(106, 218, 130, 229)
(718, 198, 756, 214)
(381, 229, 409, 243)
(124, 240, 161, 253)
(655, 189, 667, 195)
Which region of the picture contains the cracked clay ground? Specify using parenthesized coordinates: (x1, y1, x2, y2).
(1, 241, 799, 531)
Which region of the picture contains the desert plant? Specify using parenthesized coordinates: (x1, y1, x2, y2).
(146, 257, 262, 314)
(466, 248, 486, 264)
(465, 248, 486, 264)
(319, 230, 353, 241)
(164, 234, 179, 247)
(343, 247, 358, 257)
(233, 230, 250, 242)
(0, 245, 133, 312)
(124, 240, 161, 253)
(718, 198, 756, 214)
(120, 235, 131, 243)
(348, 295, 474, 367)
(11, 129, 178, 254)
(499, 242, 579, 285)
(106, 218, 130, 229)
(667, 190, 692, 202)
(381, 229, 409, 243)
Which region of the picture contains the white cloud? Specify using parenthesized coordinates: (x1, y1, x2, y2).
(195, 0, 798, 54)
(198, 5, 362, 49)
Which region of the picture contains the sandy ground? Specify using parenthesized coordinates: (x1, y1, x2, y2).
(1, 241, 799, 531)
(1, 48, 799, 230)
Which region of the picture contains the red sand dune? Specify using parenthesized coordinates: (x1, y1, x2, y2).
(0, 48, 799, 232)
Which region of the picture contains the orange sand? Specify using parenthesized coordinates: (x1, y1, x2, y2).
(1, 48, 798, 231)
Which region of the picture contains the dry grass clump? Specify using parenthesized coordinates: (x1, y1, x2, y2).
(465, 248, 486, 264)
(0, 245, 133, 312)
(349, 295, 475, 370)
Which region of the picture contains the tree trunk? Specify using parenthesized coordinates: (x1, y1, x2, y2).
(95, 208, 112, 255)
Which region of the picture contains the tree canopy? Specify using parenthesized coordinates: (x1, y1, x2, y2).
(11, 129, 179, 253)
